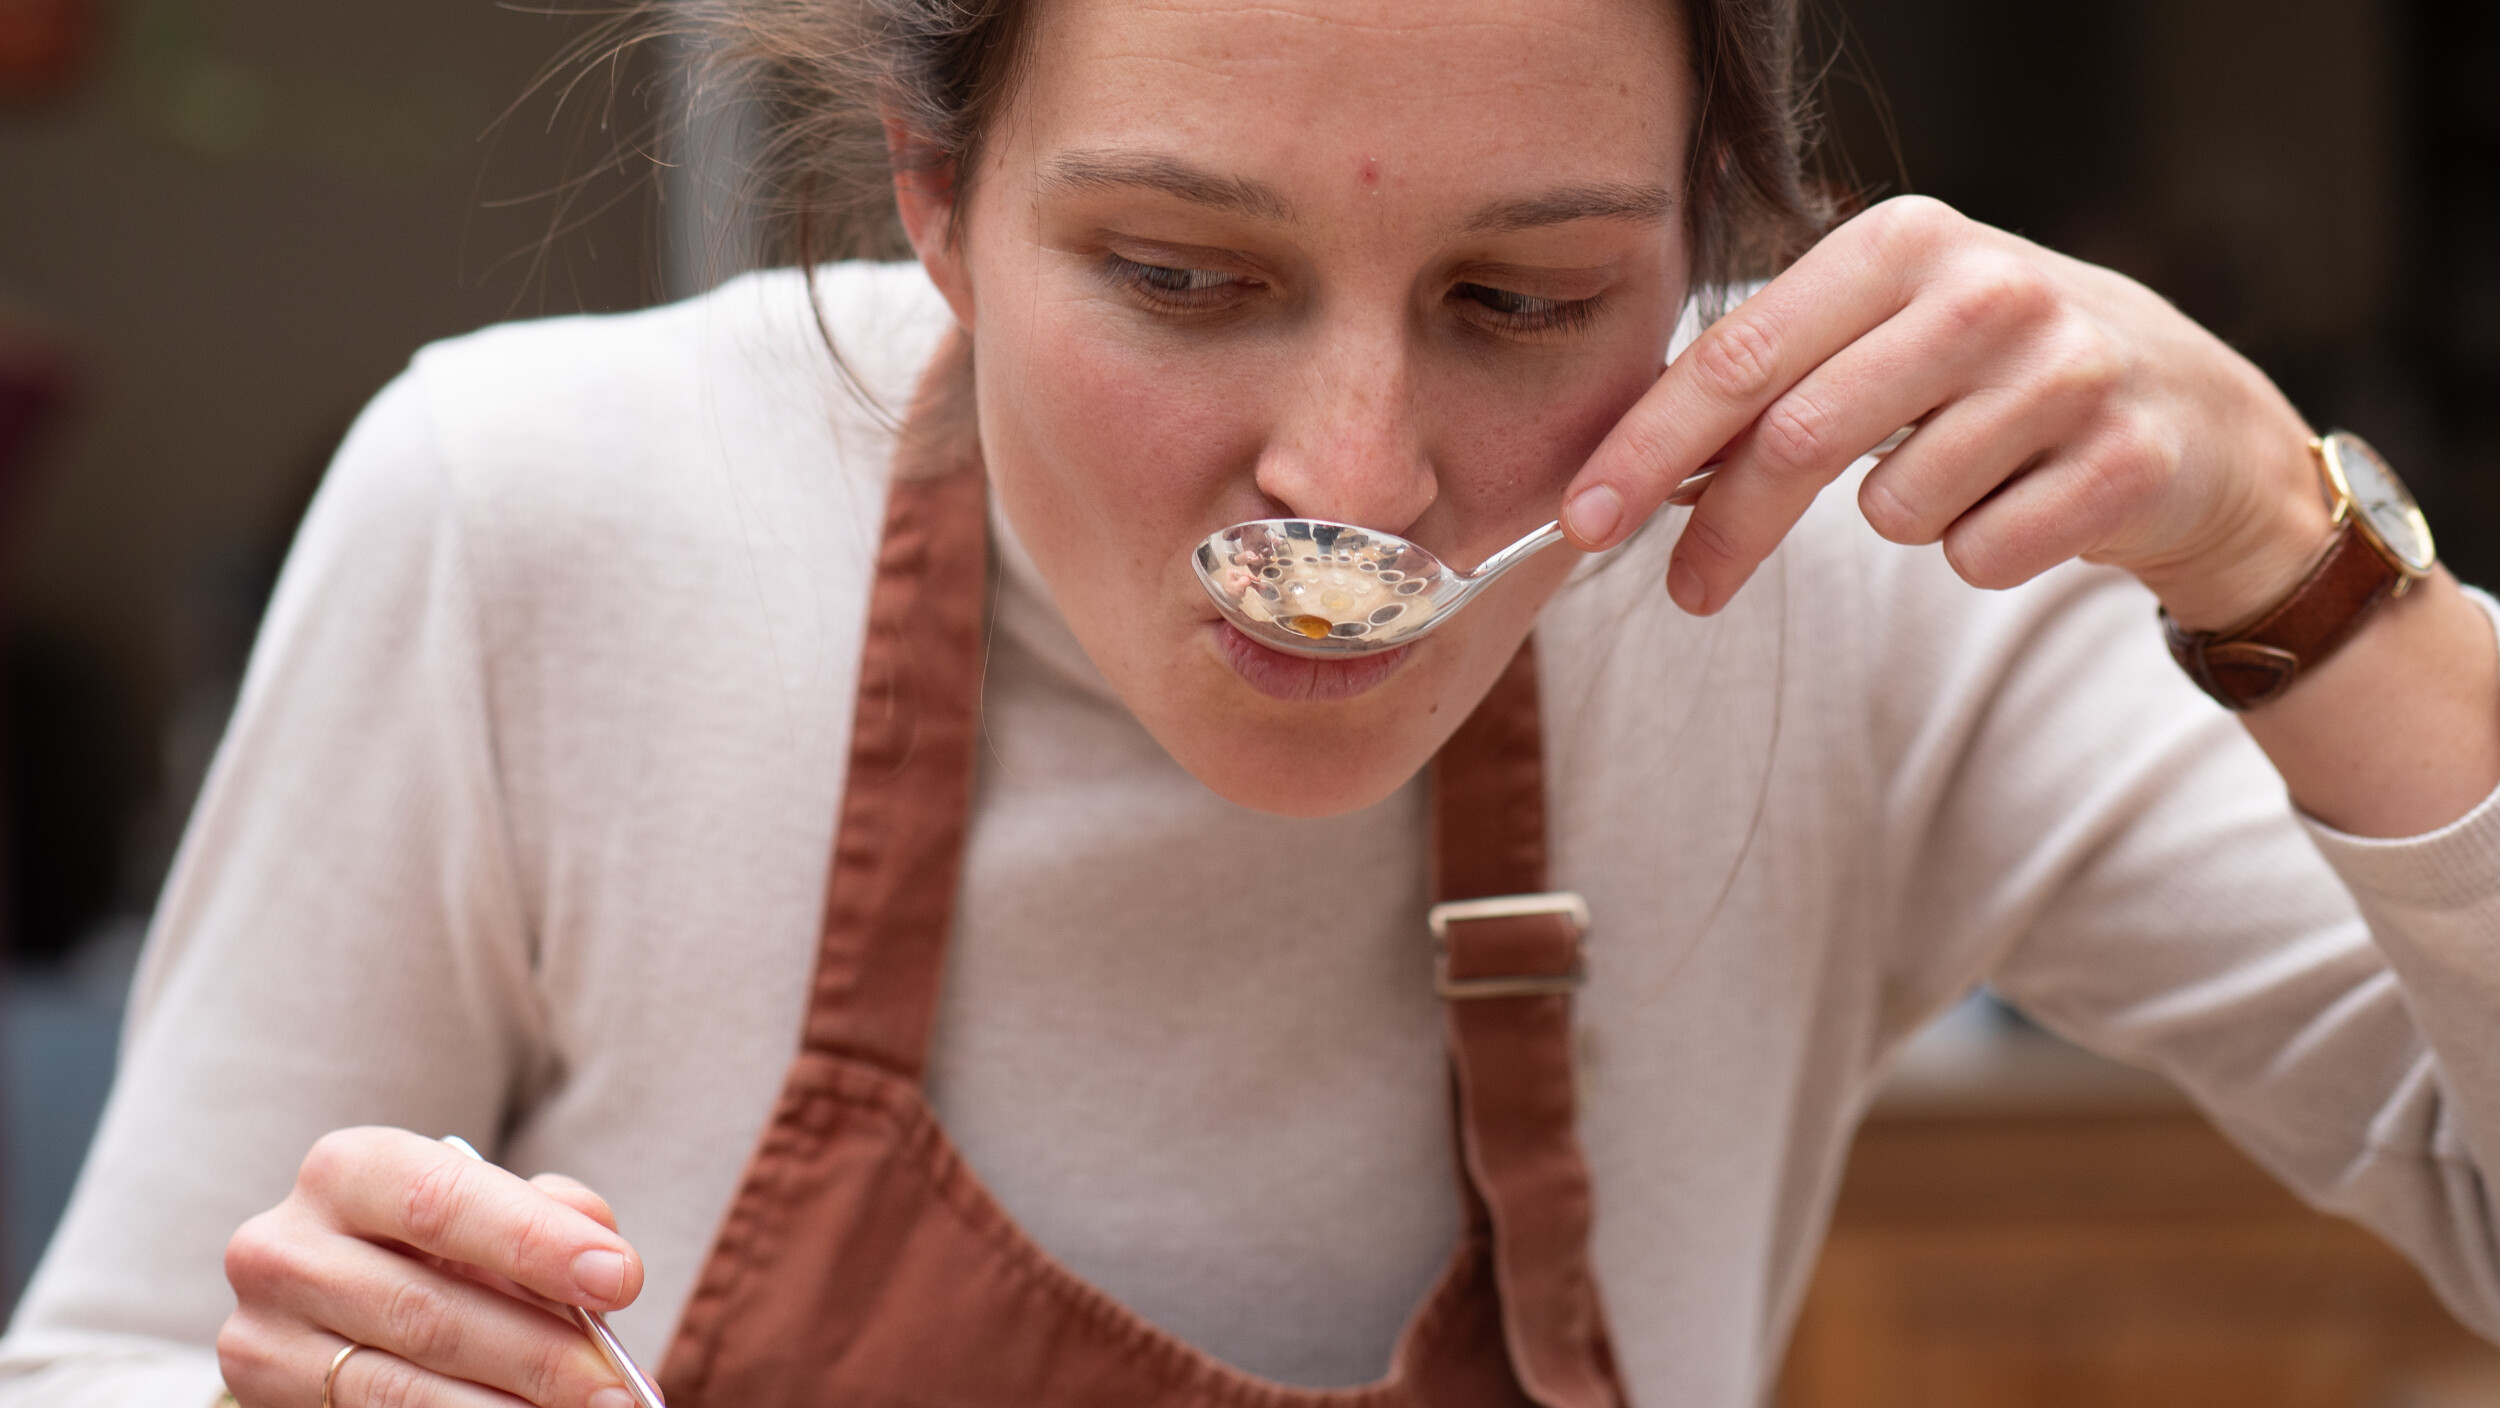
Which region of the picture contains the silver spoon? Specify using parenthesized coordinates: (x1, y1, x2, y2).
(1189, 469, 1709, 658)
(441, 1136, 667, 1408)
(1195, 428, 1913, 659)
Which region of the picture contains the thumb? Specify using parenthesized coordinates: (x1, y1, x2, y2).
(530, 1172, 622, 1235)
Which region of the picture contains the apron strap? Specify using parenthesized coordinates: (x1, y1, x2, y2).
(1431, 644, 1625, 1408)
(798, 337, 1621, 1405)
(799, 337, 989, 1075)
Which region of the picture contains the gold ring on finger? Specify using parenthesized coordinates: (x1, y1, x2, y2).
(321, 1341, 364, 1408)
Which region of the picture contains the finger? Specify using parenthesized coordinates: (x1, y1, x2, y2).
(433, 1255, 562, 1315)
(424, 1174, 618, 1304)
(1560, 197, 1953, 552)
(1855, 319, 2118, 547)
(1661, 294, 1996, 613)
(434, 1178, 617, 1315)
(283, 1237, 626, 1408)
(1854, 384, 2080, 547)
(331, 1343, 537, 1408)
(218, 1316, 528, 1408)
(299, 1129, 643, 1312)
(1934, 431, 2152, 590)
(530, 1175, 620, 1234)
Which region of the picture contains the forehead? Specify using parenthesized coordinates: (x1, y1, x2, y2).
(998, 0, 1691, 190)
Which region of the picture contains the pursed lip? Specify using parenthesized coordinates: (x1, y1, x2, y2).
(1210, 620, 1414, 702)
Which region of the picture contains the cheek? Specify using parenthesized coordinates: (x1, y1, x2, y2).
(992, 301, 1267, 533)
(976, 298, 1282, 662)
(1427, 350, 1665, 523)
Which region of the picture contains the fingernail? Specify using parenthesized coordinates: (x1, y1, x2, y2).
(591, 1387, 636, 1408)
(1666, 558, 1707, 614)
(571, 1248, 627, 1304)
(1564, 485, 1624, 547)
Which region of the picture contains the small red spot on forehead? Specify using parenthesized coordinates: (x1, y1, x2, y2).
(1359, 156, 1380, 188)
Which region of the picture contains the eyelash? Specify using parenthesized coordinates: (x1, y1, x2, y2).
(1451, 282, 1601, 336)
(1102, 255, 1252, 310)
(1099, 256, 1602, 337)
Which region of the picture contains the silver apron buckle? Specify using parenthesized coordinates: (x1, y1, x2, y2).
(1428, 891, 1591, 1000)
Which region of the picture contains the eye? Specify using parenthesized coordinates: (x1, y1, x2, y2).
(1103, 255, 1255, 311)
(1451, 282, 1600, 337)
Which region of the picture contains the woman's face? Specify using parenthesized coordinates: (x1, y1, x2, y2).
(909, 0, 1692, 816)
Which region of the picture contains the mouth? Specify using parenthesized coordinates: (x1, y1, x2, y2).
(1211, 621, 1414, 702)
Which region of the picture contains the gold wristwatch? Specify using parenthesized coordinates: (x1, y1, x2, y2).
(2162, 431, 2435, 711)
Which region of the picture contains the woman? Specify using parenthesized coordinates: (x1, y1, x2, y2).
(5, 0, 2497, 1402)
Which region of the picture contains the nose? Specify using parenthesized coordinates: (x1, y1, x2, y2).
(1252, 314, 1438, 534)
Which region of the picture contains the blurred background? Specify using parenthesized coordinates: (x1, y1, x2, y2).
(0, 0, 2495, 1400)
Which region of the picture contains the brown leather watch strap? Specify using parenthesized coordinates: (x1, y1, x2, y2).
(2162, 519, 2402, 711)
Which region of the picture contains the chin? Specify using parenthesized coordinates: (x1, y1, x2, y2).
(1177, 734, 1433, 818)
(1114, 623, 1472, 819)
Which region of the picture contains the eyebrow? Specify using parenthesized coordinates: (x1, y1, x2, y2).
(1459, 182, 1677, 234)
(1041, 151, 1296, 224)
(1039, 150, 1675, 235)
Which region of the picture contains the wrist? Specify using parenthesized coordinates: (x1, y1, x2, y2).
(2240, 567, 2500, 835)
(2138, 420, 2339, 632)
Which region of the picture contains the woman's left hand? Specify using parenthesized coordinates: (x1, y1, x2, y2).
(1560, 194, 2333, 632)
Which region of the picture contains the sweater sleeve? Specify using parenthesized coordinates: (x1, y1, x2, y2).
(1875, 531, 2500, 1338)
(2285, 604, 2500, 1327)
(0, 365, 544, 1405)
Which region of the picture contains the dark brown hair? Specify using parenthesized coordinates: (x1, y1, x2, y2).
(669, 0, 1833, 302)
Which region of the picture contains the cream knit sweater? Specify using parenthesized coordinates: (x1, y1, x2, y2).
(8, 263, 2500, 1405)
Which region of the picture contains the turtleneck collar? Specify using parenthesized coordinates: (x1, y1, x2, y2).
(987, 488, 1131, 710)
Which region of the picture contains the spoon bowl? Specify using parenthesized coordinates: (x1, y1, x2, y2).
(1193, 518, 1485, 657)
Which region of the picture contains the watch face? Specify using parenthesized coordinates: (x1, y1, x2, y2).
(2327, 433, 2435, 574)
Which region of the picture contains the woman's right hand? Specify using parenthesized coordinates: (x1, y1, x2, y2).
(218, 1127, 648, 1407)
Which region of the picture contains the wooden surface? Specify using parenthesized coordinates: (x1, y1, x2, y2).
(1779, 1109, 2500, 1407)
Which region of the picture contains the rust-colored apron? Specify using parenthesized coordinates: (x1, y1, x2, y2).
(657, 366, 1627, 1408)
